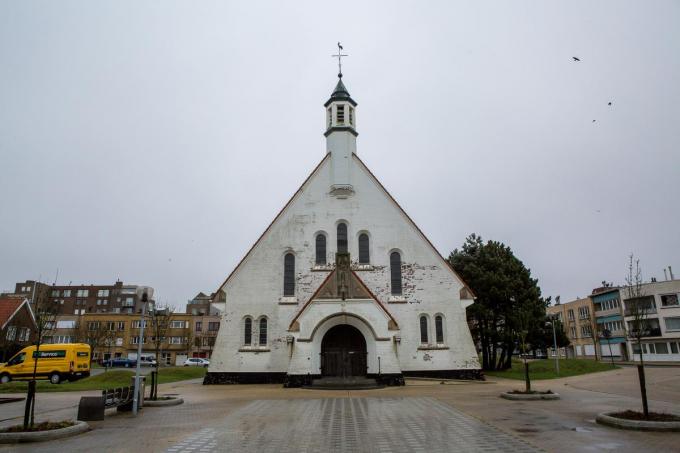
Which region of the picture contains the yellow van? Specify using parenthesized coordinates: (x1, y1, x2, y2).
(0, 343, 91, 384)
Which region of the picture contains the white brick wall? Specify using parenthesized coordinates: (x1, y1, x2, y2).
(209, 154, 480, 375)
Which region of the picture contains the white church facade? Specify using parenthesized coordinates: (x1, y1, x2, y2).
(205, 74, 481, 386)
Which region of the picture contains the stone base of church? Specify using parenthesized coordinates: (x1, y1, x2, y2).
(203, 372, 288, 385)
(368, 373, 405, 386)
(402, 369, 485, 381)
(283, 373, 405, 388)
(283, 374, 321, 388)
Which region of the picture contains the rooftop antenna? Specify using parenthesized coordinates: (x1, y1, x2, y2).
(332, 42, 348, 78)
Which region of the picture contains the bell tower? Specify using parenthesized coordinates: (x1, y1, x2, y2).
(325, 43, 357, 198)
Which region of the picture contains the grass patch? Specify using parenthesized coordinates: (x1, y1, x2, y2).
(485, 358, 617, 380)
(0, 367, 207, 393)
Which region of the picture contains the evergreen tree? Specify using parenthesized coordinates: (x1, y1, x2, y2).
(448, 234, 549, 371)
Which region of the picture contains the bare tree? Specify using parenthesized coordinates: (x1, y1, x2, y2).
(147, 305, 174, 400)
(205, 332, 217, 359)
(24, 285, 59, 429)
(71, 318, 115, 365)
(514, 308, 533, 393)
(587, 309, 601, 361)
(624, 254, 651, 418)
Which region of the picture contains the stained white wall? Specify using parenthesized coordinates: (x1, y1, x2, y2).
(209, 154, 480, 374)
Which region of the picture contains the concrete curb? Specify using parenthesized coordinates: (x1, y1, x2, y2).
(499, 392, 560, 401)
(0, 420, 89, 443)
(596, 412, 680, 432)
(143, 397, 184, 407)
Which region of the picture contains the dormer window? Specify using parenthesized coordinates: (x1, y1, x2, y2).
(337, 105, 345, 125)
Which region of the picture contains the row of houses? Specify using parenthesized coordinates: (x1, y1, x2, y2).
(547, 279, 680, 362)
(0, 280, 224, 365)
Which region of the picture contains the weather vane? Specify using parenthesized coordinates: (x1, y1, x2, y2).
(332, 42, 348, 78)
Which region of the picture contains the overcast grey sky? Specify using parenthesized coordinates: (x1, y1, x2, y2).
(1, 1, 678, 309)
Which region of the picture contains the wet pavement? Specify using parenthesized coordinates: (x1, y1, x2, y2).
(166, 397, 538, 453)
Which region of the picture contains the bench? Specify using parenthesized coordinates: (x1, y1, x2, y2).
(77, 384, 139, 421)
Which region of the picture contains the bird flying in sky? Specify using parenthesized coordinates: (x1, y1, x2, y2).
(573, 57, 580, 61)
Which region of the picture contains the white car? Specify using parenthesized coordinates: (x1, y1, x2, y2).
(184, 358, 210, 367)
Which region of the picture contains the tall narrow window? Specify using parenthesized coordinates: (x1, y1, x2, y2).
(358, 233, 370, 264)
(349, 107, 354, 126)
(337, 223, 348, 253)
(316, 234, 327, 265)
(435, 315, 444, 344)
(390, 251, 402, 295)
(284, 253, 295, 296)
(327, 107, 332, 128)
(420, 316, 428, 344)
(337, 105, 345, 124)
(259, 318, 267, 346)
(244, 318, 252, 345)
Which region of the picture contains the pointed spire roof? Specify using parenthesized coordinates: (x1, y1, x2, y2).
(325, 76, 357, 107)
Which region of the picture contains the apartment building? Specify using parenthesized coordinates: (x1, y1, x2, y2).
(591, 286, 628, 360)
(622, 279, 680, 362)
(10, 280, 153, 315)
(547, 297, 598, 359)
(43, 312, 219, 365)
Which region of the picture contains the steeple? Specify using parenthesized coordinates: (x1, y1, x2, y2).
(325, 43, 357, 198)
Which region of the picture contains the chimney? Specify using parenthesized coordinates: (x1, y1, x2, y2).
(670, 266, 675, 280)
(664, 268, 669, 281)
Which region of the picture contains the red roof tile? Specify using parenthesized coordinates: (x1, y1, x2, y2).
(0, 297, 25, 328)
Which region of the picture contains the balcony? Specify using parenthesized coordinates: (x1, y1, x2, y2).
(629, 327, 662, 338)
(624, 307, 657, 316)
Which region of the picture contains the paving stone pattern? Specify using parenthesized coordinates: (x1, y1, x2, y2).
(166, 397, 539, 453)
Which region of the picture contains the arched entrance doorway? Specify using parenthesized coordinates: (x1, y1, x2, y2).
(320, 324, 367, 377)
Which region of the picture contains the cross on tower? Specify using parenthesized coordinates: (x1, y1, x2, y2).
(331, 42, 348, 78)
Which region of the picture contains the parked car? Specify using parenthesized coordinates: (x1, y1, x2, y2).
(183, 358, 210, 367)
(0, 343, 91, 384)
(102, 357, 137, 368)
(139, 356, 157, 367)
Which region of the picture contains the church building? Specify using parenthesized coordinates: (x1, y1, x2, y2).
(205, 69, 481, 387)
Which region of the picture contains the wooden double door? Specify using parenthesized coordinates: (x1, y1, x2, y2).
(320, 324, 367, 378)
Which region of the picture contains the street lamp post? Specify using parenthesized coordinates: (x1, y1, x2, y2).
(547, 317, 559, 376)
(133, 287, 153, 416)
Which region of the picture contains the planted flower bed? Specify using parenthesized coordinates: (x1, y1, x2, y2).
(597, 410, 680, 431)
(0, 420, 89, 443)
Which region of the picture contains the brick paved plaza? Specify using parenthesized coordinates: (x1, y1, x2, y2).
(166, 397, 538, 453)
(1, 366, 679, 452)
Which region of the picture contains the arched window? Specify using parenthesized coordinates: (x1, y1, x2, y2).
(259, 318, 268, 346)
(358, 233, 370, 264)
(337, 223, 348, 253)
(284, 253, 295, 296)
(315, 234, 326, 265)
(390, 251, 402, 295)
(244, 317, 252, 346)
(435, 315, 444, 344)
(420, 316, 428, 344)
